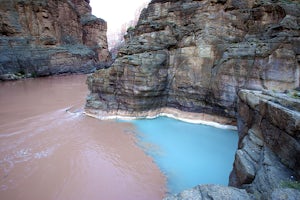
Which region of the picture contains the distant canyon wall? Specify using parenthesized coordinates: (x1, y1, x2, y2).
(0, 0, 110, 80)
(86, 0, 300, 119)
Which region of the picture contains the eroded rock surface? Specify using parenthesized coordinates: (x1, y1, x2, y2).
(229, 89, 300, 199)
(86, 0, 300, 119)
(0, 0, 110, 80)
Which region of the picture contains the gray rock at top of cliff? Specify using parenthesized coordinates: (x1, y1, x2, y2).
(86, 0, 300, 119)
(0, 0, 110, 80)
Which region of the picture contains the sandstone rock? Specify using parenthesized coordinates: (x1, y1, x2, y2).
(86, 0, 300, 119)
(0, 0, 110, 80)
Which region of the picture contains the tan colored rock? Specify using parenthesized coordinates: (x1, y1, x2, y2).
(82, 16, 110, 62)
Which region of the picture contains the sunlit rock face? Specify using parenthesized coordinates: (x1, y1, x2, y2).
(86, 0, 300, 119)
(0, 0, 110, 80)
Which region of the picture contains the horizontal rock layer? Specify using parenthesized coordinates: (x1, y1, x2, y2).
(86, 0, 300, 119)
(0, 0, 110, 80)
(229, 89, 300, 199)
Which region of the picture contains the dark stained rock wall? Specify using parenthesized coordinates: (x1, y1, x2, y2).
(0, 0, 110, 80)
(86, 0, 300, 119)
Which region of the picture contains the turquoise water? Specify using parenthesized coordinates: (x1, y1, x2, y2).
(129, 117, 238, 194)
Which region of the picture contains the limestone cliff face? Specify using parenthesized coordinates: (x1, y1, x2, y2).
(86, 0, 300, 119)
(0, 0, 110, 80)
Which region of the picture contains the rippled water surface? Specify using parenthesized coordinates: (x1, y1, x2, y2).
(131, 117, 238, 194)
(0, 75, 165, 200)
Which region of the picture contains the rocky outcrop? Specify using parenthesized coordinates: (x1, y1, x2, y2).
(229, 89, 300, 199)
(86, 0, 300, 120)
(164, 89, 300, 199)
(0, 0, 110, 80)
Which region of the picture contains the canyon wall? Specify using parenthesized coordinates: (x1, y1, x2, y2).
(86, 0, 300, 119)
(0, 0, 110, 80)
(229, 89, 300, 199)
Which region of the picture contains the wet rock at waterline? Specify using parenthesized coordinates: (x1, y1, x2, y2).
(0, 0, 110, 80)
(86, 0, 300, 119)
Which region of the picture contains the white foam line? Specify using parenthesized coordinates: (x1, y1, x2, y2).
(159, 113, 237, 130)
(84, 112, 237, 130)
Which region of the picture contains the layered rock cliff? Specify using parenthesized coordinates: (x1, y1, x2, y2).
(230, 89, 300, 199)
(0, 0, 110, 80)
(86, 0, 300, 120)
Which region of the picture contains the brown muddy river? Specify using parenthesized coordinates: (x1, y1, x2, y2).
(0, 75, 165, 200)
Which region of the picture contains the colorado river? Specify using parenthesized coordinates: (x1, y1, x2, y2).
(0, 75, 165, 200)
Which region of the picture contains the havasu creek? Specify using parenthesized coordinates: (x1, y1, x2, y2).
(0, 75, 239, 199)
(130, 117, 238, 194)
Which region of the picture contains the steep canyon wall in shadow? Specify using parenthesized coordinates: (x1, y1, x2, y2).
(0, 0, 110, 80)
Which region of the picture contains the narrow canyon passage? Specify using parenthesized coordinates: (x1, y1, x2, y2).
(0, 75, 165, 200)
